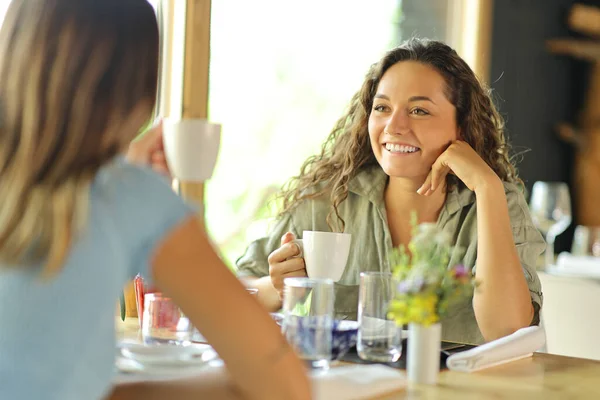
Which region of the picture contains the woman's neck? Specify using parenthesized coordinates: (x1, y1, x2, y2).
(384, 176, 447, 246)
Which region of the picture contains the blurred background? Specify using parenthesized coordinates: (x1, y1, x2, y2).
(1, 0, 597, 267)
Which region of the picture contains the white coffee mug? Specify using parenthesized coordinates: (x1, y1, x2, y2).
(292, 231, 351, 282)
(162, 118, 221, 182)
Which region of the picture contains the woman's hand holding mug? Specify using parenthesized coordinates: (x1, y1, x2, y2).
(267, 232, 307, 300)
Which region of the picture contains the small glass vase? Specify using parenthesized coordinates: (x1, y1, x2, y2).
(407, 322, 441, 385)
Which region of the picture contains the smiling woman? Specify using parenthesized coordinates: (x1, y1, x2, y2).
(368, 61, 459, 180)
(237, 38, 546, 345)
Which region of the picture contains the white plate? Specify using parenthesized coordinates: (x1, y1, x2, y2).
(115, 356, 209, 377)
(191, 328, 206, 343)
(118, 341, 216, 366)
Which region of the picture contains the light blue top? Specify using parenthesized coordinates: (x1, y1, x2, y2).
(0, 158, 194, 400)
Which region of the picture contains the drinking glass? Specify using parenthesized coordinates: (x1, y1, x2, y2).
(142, 293, 193, 345)
(134, 274, 160, 328)
(282, 277, 334, 370)
(357, 272, 402, 362)
(529, 181, 572, 266)
(571, 226, 600, 257)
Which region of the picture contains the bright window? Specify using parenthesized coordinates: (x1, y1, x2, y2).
(0, 1, 9, 23)
(206, 0, 402, 266)
(147, 0, 158, 12)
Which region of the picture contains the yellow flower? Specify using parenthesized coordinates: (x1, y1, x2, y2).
(409, 293, 439, 326)
(388, 293, 440, 326)
(388, 298, 409, 325)
(388, 217, 477, 326)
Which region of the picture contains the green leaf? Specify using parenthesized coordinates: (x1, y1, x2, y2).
(120, 291, 126, 321)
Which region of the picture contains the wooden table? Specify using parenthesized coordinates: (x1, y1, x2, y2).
(112, 318, 600, 400)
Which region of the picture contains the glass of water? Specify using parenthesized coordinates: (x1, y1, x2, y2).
(529, 181, 572, 266)
(282, 277, 334, 370)
(142, 293, 193, 345)
(357, 272, 402, 362)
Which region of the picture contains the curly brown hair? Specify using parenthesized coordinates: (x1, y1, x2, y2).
(279, 38, 519, 232)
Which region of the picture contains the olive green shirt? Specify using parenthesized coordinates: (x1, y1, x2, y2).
(236, 166, 545, 344)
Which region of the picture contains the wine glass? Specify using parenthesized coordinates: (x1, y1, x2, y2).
(529, 181, 572, 266)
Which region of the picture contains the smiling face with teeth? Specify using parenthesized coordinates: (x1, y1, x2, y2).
(368, 61, 459, 183)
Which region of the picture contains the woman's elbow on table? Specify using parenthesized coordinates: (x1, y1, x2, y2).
(241, 276, 283, 312)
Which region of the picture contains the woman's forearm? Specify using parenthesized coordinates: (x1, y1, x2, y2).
(152, 217, 311, 400)
(473, 178, 534, 341)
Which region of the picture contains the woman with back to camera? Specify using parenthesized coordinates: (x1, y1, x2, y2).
(0, 1, 310, 399)
(238, 38, 545, 345)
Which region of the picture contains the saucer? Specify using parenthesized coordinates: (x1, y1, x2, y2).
(118, 341, 216, 367)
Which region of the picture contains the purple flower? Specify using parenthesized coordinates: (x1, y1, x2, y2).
(396, 280, 411, 294)
(396, 277, 426, 294)
(452, 264, 469, 279)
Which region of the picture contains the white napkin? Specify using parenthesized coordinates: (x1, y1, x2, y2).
(311, 364, 405, 400)
(548, 253, 600, 278)
(446, 326, 545, 372)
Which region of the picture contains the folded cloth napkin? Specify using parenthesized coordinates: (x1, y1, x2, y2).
(549, 253, 600, 278)
(446, 325, 545, 372)
(311, 364, 405, 400)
